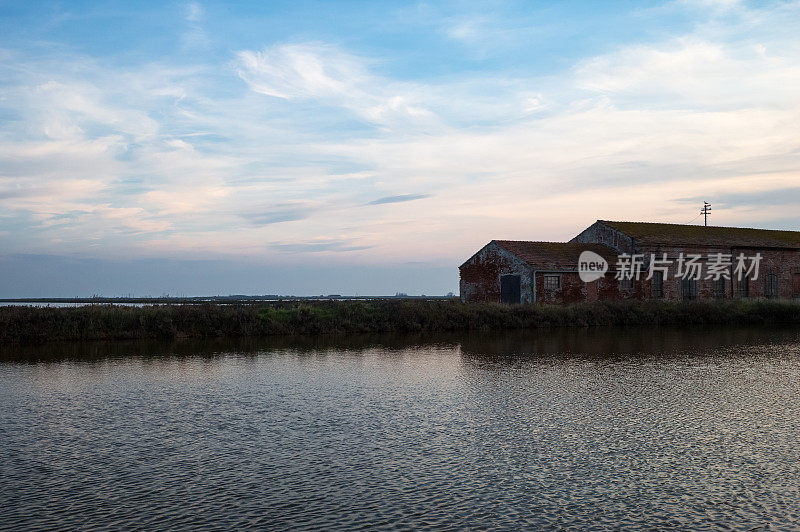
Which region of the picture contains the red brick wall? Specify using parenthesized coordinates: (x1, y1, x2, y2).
(571, 221, 636, 254)
(635, 245, 800, 301)
(460, 242, 533, 303)
(534, 272, 641, 304)
(534, 272, 583, 304)
(460, 240, 800, 304)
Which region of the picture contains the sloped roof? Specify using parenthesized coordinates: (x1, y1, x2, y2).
(493, 241, 618, 268)
(600, 220, 800, 249)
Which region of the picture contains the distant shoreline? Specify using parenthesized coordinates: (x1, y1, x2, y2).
(0, 295, 455, 305)
(2, 299, 799, 344)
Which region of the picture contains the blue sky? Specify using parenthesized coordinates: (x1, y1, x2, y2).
(1, 0, 800, 296)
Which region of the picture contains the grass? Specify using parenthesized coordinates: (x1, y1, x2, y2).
(1, 299, 800, 343)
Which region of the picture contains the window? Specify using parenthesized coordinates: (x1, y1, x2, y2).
(738, 277, 749, 299)
(543, 274, 561, 290)
(682, 278, 698, 300)
(651, 271, 664, 298)
(619, 278, 635, 291)
(714, 278, 726, 299)
(766, 274, 779, 299)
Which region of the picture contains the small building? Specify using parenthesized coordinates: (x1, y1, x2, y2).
(460, 220, 800, 304)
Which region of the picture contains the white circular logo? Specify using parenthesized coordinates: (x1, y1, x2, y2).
(578, 250, 609, 283)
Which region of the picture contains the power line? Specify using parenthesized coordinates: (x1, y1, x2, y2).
(686, 212, 703, 225)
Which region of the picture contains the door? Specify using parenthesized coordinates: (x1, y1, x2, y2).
(500, 275, 521, 304)
(794, 273, 800, 298)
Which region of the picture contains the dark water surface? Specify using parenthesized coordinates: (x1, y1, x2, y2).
(2, 327, 800, 530)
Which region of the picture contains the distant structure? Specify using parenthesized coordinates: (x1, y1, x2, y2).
(460, 220, 800, 304)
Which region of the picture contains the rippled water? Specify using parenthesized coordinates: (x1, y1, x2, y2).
(2, 327, 800, 530)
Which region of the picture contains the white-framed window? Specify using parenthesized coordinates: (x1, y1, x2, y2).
(543, 274, 561, 290)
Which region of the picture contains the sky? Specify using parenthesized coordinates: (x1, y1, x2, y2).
(1, 0, 800, 297)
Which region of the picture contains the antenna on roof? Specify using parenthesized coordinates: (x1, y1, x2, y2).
(700, 202, 712, 226)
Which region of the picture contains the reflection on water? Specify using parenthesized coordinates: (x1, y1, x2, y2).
(2, 327, 800, 530)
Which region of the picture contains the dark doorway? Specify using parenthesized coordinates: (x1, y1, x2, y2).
(500, 275, 521, 304)
(794, 273, 800, 298)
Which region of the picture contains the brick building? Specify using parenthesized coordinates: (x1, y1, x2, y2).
(459, 220, 800, 304)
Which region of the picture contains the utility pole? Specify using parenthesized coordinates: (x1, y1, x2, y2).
(700, 202, 711, 226)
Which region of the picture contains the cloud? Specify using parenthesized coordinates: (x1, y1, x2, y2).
(240, 203, 317, 225)
(235, 43, 438, 128)
(270, 239, 373, 253)
(677, 187, 800, 208)
(2, 0, 800, 270)
(185, 2, 203, 22)
(368, 194, 430, 205)
(573, 38, 800, 112)
(439, 14, 541, 57)
(181, 2, 209, 49)
(235, 43, 368, 100)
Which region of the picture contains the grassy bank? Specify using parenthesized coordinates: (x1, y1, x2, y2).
(2, 299, 800, 343)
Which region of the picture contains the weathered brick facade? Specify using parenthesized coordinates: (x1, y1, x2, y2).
(460, 220, 800, 304)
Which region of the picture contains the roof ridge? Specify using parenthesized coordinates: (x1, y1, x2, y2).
(494, 240, 613, 245)
(599, 220, 800, 234)
(597, 220, 800, 249)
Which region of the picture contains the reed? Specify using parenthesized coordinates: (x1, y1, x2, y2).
(2, 299, 799, 343)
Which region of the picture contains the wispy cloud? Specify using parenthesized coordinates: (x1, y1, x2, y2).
(235, 43, 437, 128)
(240, 203, 317, 225)
(270, 239, 373, 253)
(182, 1, 209, 49)
(368, 194, 430, 205)
(185, 2, 203, 22)
(677, 187, 800, 208)
(235, 43, 368, 100)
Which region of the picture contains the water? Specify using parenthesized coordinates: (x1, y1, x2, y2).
(2, 327, 800, 530)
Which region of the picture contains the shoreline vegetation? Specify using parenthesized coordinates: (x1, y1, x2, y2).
(2, 299, 800, 343)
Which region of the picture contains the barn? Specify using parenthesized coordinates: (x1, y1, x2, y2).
(460, 220, 800, 304)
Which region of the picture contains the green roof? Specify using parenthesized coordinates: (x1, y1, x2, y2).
(600, 220, 800, 249)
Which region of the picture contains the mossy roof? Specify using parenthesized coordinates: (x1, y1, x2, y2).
(493, 241, 619, 267)
(600, 220, 800, 249)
